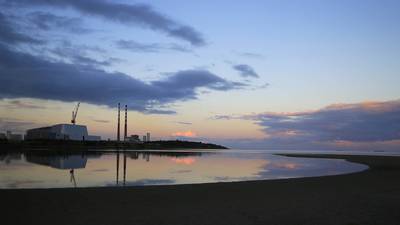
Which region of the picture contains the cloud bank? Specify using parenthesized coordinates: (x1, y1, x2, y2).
(8, 0, 205, 46)
(0, 44, 243, 114)
(29, 11, 91, 33)
(116, 40, 190, 53)
(213, 100, 400, 150)
(233, 64, 259, 78)
(0, 12, 43, 45)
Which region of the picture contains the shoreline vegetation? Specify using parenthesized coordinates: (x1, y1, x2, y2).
(0, 139, 228, 151)
(2, 154, 400, 225)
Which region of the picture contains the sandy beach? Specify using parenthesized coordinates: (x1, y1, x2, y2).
(2, 154, 400, 225)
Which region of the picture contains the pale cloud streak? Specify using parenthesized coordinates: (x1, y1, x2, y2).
(171, 131, 197, 138)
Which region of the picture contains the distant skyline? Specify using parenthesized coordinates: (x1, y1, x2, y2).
(1, 0, 400, 150)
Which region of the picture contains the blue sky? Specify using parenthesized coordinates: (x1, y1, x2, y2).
(1, 0, 400, 150)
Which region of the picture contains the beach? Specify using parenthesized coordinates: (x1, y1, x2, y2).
(2, 154, 400, 225)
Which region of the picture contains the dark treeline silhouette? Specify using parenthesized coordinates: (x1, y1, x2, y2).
(0, 139, 227, 152)
(0, 146, 212, 167)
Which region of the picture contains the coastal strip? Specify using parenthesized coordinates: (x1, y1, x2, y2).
(2, 154, 400, 225)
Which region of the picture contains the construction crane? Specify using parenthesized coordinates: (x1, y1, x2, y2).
(71, 102, 80, 125)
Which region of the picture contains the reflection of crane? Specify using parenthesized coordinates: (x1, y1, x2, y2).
(70, 169, 77, 188)
(71, 102, 80, 125)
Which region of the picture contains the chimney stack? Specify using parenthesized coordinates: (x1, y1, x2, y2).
(117, 103, 120, 142)
(124, 105, 127, 141)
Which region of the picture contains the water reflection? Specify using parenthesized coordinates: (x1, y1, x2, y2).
(0, 150, 368, 189)
(115, 151, 203, 186)
(24, 152, 98, 188)
(25, 154, 87, 169)
(0, 153, 22, 164)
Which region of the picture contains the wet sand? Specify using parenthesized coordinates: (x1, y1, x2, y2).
(2, 154, 400, 225)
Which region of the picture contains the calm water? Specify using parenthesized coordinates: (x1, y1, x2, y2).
(0, 149, 369, 189)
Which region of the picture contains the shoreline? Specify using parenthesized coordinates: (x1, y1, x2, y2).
(2, 154, 400, 225)
(0, 139, 228, 151)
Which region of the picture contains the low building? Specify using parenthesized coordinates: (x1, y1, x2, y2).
(126, 134, 141, 143)
(0, 133, 6, 140)
(3, 131, 23, 141)
(25, 124, 101, 141)
(146, 132, 150, 142)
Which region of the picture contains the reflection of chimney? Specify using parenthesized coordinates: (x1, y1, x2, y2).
(117, 103, 120, 142)
(123, 152, 127, 186)
(124, 105, 127, 141)
(116, 151, 120, 185)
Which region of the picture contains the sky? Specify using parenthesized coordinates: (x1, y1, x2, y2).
(0, 0, 400, 150)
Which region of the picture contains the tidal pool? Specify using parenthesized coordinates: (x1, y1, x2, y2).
(0, 150, 368, 189)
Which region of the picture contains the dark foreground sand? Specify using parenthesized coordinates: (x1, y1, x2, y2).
(2, 154, 400, 225)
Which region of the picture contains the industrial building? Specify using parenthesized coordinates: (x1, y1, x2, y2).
(0, 131, 23, 141)
(25, 124, 101, 141)
(142, 133, 151, 142)
(126, 134, 140, 143)
(146, 132, 150, 142)
(25, 102, 100, 141)
(116, 103, 152, 143)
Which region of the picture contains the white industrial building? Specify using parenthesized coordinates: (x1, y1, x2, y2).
(25, 124, 101, 141)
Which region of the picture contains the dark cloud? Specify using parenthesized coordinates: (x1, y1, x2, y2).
(174, 121, 193, 125)
(0, 11, 43, 45)
(29, 11, 91, 33)
(144, 109, 176, 115)
(10, 0, 205, 46)
(209, 115, 237, 120)
(236, 51, 264, 59)
(116, 40, 190, 53)
(151, 70, 246, 101)
(233, 64, 259, 78)
(51, 46, 117, 67)
(212, 100, 400, 149)
(172, 169, 192, 174)
(254, 101, 400, 142)
(47, 40, 119, 67)
(69, 55, 116, 67)
(259, 82, 270, 89)
(0, 44, 243, 114)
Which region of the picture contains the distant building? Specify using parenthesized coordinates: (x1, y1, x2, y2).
(25, 124, 101, 141)
(142, 135, 147, 142)
(0, 133, 6, 140)
(146, 132, 150, 142)
(4, 131, 23, 141)
(126, 134, 141, 143)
